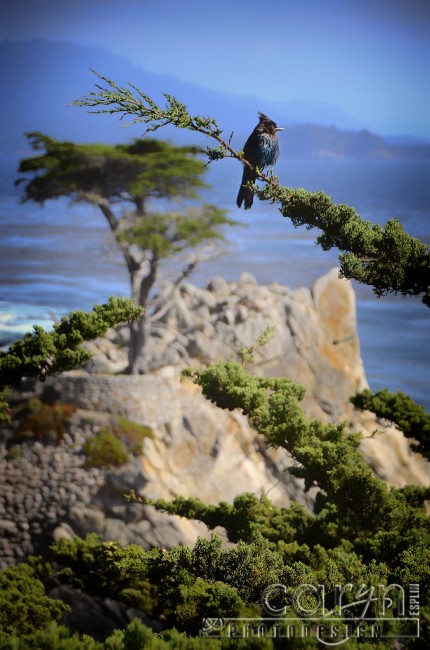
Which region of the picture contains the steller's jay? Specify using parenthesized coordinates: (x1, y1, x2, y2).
(236, 112, 284, 210)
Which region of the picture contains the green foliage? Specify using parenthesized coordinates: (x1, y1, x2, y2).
(162, 576, 242, 635)
(184, 362, 381, 531)
(0, 619, 155, 650)
(120, 205, 235, 259)
(352, 388, 430, 459)
(0, 622, 107, 649)
(269, 187, 430, 303)
(0, 618, 289, 649)
(0, 298, 142, 390)
(51, 534, 148, 595)
(75, 73, 430, 306)
(16, 133, 207, 205)
(82, 430, 130, 468)
(0, 388, 9, 423)
(0, 539, 412, 648)
(45, 530, 414, 646)
(16, 128, 238, 372)
(147, 488, 429, 604)
(182, 360, 306, 416)
(113, 416, 153, 455)
(147, 492, 313, 548)
(0, 563, 69, 643)
(3, 489, 422, 645)
(81, 415, 153, 466)
(0, 298, 142, 422)
(183, 361, 430, 566)
(238, 324, 276, 365)
(72, 72, 223, 140)
(49, 532, 286, 631)
(394, 542, 430, 599)
(16, 134, 237, 295)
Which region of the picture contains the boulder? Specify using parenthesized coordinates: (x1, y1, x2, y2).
(48, 584, 162, 640)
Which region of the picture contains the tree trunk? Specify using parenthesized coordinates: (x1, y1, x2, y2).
(128, 314, 151, 374)
(126, 253, 159, 374)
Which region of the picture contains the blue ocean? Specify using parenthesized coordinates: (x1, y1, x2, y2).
(1, 154, 429, 409)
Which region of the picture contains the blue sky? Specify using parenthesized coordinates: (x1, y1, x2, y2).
(2, 0, 430, 138)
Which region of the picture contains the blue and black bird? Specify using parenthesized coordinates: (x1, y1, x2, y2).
(236, 112, 284, 210)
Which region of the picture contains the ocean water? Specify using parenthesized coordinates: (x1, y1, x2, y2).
(1, 154, 429, 409)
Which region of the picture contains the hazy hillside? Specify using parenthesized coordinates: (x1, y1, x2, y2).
(1, 38, 429, 159)
(284, 123, 430, 160)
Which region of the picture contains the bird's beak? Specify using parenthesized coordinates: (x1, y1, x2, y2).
(275, 127, 285, 131)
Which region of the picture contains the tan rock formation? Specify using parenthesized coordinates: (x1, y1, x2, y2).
(50, 269, 429, 550)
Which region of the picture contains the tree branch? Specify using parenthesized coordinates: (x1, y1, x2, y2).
(139, 251, 159, 308)
(0, 297, 143, 421)
(74, 72, 430, 307)
(76, 191, 143, 278)
(76, 191, 119, 233)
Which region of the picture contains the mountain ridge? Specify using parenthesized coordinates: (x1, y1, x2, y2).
(1, 38, 429, 159)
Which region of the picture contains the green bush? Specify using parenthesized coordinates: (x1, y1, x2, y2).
(111, 416, 153, 456)
(79, 416, 153, 466)
(162, 576, 242, 635)
(1, 308, 428, 647)
(352, 388, 430, 460)
(0, 563, 69, 643)
(82, 430, 129, 468)
(0, 618, 286, 649)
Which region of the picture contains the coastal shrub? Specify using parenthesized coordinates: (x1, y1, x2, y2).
(43, 359, 429, 644)
(352, 388, 430, 460)
(51, 532, 282, 603)
(146, 492, 315, 546)
(112, 416, 153, 456)
(0, 618, 287, 649)
(15, 398, 76, 444)
(81, 416, 153, 467)
(82, 430, 129, 468)
(52, 534, 148, 595)
(80, 415, 153, 459)
(161, 577, 242, 635)
(0, 563, 69, 643)
(47, 532, 401, 647)
(0, 622, 104, 649)
(1, 359, 428, 645)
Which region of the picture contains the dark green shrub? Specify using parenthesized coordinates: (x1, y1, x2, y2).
(52, 534, 148, 596)
(0, 618, 284, 649)
(352, 388, 430, 459)
(0, 563, 69, 643)
(162, 576, 242, 635)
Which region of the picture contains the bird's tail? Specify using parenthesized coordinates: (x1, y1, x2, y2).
(237, 167, 257, 209)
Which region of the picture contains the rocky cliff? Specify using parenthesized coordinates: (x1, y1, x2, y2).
(1, 269, 428, 566)
(84, 268, 367, 423)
